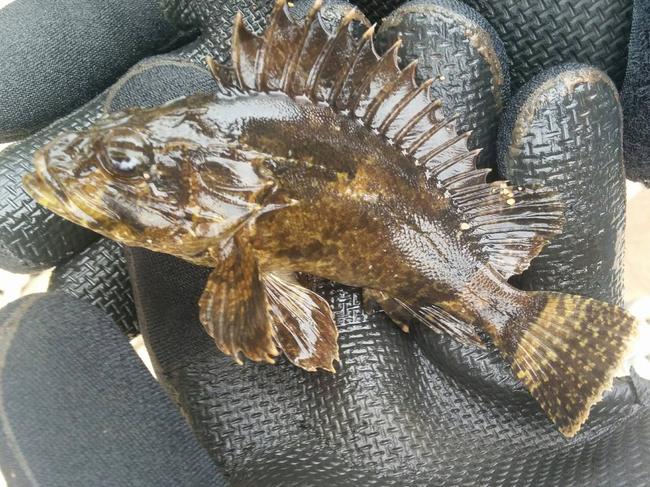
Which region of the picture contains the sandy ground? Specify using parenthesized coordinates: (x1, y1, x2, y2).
(623, 182, 650, 378)
(625, 182, 650, 302)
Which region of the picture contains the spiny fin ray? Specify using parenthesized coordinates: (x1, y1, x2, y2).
(215, 0, 565, 279)
(364, 289, 483, 346)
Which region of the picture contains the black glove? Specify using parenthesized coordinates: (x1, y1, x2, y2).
(1, 0, 649, 486)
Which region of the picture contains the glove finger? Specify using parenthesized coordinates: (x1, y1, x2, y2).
(622, 0, 650, 185)
(498, 65, 626, 305)
(351, 0, 404, 22)
(368, 0, 512, 391)
(172, 0, 274, 63)
(37, 0, 280, 335)
(0, 0, 186, 143)
(376, 0, 510, 170)
(0, 0, 280, 273)
(36, 57, 221, 330)
(49, 239, 138, 338)
(0, 0, 277, 321)
(84, 0, 366, 338)
(0, 292, 227, 486)
(415, 65, 629, 395)
(494, 65, 634, 411)
(462, 0, 633, 89)
(0, 103, 102, 273)
(291, 0, 367, 25)
(76, 0, 367, 337)
(368, 0, 636, 414)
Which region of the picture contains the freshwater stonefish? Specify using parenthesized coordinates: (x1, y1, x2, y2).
(24, 0, 637, 437)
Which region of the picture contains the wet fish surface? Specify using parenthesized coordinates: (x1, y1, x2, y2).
(24, 0, 638, 437)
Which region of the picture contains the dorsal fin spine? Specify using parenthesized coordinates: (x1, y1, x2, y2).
(349, 38, 402, 114)
(405, 118, 453, 156)
(325, 10, 364, 105)
(205, 56, 232, 96)
(428, 149, 481, 179)
(445, 168, 491, 189)
(231, 12, 246, 89)
(419, 131, 470, 162)
(304, 7, 368, 101)
(393, 97, 440, 146)
(305, 21, 340, 97)
(281, 3, 317, 92)
(328, 24, 373, 108)
(360, 40, 406, 125)
(256, 1, 281, 90)
(451, 184, 495, 201)
(376, 65, 423, 134)
(342, 25, 377, 105)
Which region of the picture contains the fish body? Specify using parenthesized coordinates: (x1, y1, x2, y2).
(24, 0, 637, 438)
(218, 94, 519, 328)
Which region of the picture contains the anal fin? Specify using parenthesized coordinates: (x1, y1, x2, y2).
(363, 289, 483, 347)
(363, 288, 412, 333)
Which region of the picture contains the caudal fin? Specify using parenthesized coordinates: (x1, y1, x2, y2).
(498, 292, 637, 437)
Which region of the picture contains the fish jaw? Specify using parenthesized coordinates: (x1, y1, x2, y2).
(23, 152, 105, 232)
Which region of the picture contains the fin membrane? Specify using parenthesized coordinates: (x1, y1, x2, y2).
(199, 238, 339, 371)
(208, 0, 565, 280)
(499, 291, 638, 437)
(393, 298, 484, 347)
(363, 288, 412, 333)
(264, 271, 339, 372)
(453, 183, 565, 277)
(199, 238, 279, 364)
(364, 288, 483, 346)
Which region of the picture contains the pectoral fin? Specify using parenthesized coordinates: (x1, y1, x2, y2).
(199, 237, 339, 371)
(199, 238, 279, 364)
(263, 272, 339, 372)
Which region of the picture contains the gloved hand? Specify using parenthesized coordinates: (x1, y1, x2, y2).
(1, 0, 649, 485)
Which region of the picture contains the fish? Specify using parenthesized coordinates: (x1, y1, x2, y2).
(23, 0, 638, 437)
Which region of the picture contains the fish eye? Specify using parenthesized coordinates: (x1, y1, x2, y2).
(99, 128, 151, 178)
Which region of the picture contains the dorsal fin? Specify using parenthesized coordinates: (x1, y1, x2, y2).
(206, 0, 565, 278)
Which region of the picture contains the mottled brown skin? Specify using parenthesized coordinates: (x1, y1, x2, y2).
(25, 88, 528, 357)
(233, 93, 524, 335)
(26, 92, 522, 333)
(23, 0, 639, 437)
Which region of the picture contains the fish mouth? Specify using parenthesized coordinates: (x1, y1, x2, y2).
(24, 152, 69, 211)
(23, 151, 98, 230)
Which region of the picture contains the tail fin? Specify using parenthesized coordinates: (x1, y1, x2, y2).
(499, 292, 637, 437)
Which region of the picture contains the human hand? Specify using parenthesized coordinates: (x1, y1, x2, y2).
(1, 0, 649, 485)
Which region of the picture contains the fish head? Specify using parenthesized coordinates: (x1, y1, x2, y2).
(23, 97, 267, 261)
